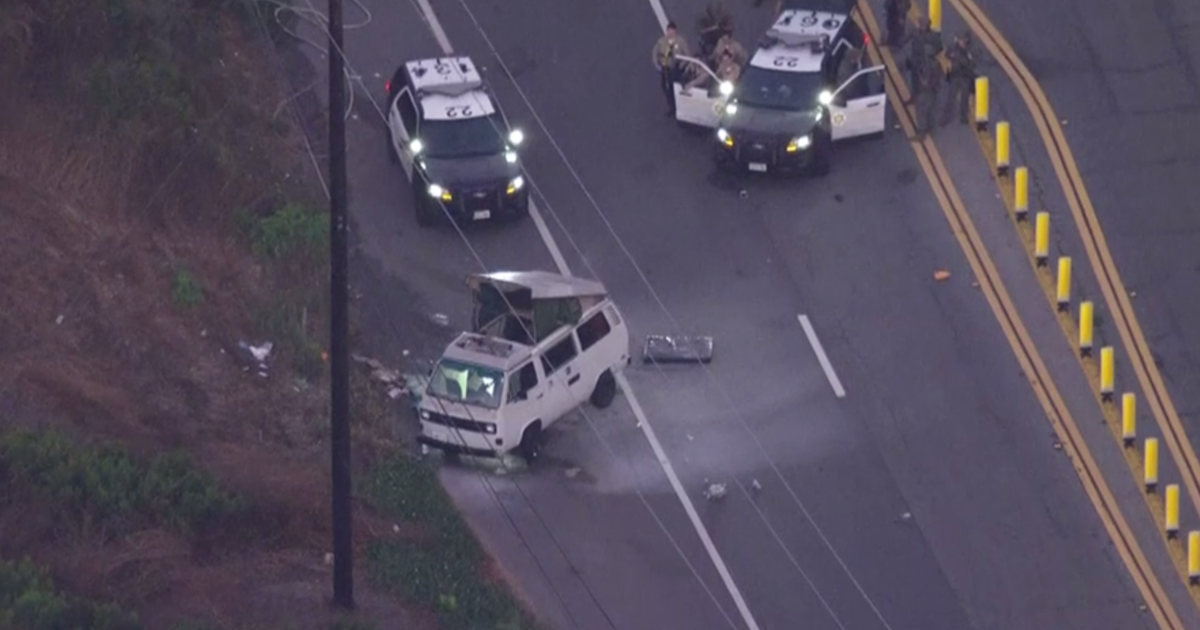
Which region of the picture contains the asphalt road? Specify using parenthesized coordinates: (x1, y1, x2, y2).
(286, 0, 1162, 628)
(970, 0, 1200, 451)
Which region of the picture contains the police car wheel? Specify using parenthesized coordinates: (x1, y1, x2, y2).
(413, 188, 436, 227)
(519, 422, 543, 464)
(589, 370, 617, 409)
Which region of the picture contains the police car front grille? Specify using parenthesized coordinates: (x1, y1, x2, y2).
(460, 186, 500, 211)
(737, 137, 780, 163)
(425, 411, 490, 434)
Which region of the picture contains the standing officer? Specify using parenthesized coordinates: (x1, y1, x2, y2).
(652, 21, 692, 116)
(884, 0, 912, 47)
(685, 49, 742, 95)
(903, 17, 942, 99)
(710, 30, 749, 67)
(942, 30, 977, 125)
(913, 56, 941, 137)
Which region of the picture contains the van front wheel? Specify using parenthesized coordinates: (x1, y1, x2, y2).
(518, 422, 543, 464)
(589, 370, 617, 409)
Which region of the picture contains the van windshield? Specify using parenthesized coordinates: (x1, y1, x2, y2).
(427, 359, 505, 410)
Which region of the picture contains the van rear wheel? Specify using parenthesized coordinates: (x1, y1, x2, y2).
(589, 370, 617, 409)
(518, 422, 543, 464)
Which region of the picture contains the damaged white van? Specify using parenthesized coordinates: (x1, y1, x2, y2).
(416, 271, 631, 463)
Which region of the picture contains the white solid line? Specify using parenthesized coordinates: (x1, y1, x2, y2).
(798, 315, 846, 398)
(413, 0, 454, 54)
(616, 372, 762, 630)
(646, 0, 669, 30)
(410, 3, 758, 629)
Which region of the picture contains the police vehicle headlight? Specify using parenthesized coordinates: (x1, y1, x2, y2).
(505, 150, 518, 164)
(420, 410, 430, 420)
(818, 90, 833, 106)
(724, 103, 738, 115)
(506, 175, 525, 195)
(508, 129, 524, 146)
(717, 128, 733, 147)
(427, 184, 452, 201)
(786, 135, 812, 153)
(409, 138, 424, 154)
(718, 81, 734, 96)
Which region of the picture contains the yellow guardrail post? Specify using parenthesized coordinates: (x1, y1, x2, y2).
(929, 0, 942, 32)
(1078, 301, 1094, 356)
(1189, 532, 1200, 585)
(1034, 212, 1050, 267)
(996, 122, 1010, 175)
(1121, 393, 1137, 447)
(1100, 347, 1115, 402)
(974, 77, 989, 131)
(1056, 257, 1071, 312)
(1166, 484, 1180, 539)
(1145, 437, 1159, 492)
(1014, 167, 1029, 221)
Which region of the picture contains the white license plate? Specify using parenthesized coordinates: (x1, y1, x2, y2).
(472, 210, 491, 220)
(748, 162, 768, 172)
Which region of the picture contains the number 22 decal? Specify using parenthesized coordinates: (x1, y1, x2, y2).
(772, 56, 800, 68)
(444, 105, 473, 118)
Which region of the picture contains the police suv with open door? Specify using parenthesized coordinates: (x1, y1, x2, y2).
(673, 3, 887, 175)
(386, 56, 529, 227)
(416, 271, 631, 464)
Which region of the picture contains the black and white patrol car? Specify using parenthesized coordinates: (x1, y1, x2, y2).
(386, 56, 528, 227)
(673, 2, 888, 176)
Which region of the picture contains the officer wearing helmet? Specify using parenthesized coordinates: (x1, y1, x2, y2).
(943, 30, 978, 125)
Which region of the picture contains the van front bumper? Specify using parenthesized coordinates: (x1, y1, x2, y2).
(417, 434, 498, 458)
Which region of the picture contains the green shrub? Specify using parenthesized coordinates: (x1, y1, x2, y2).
(0, 430, 247, 539)
(250, 202, 328, 261)
(171, 266, 205, 308)
(363, 455, 537, 630)
(0, 558, 140, 630)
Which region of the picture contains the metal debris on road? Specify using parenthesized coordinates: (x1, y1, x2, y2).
(430, 312, 450, 327)
(565, 467, 581, 479)
(751, 479, 762, 492)
(642, 334, 715, 364)
(900, 511, 912, 521)
(55, 314, 64, 325)
(703, 482, 727, 501)
(934, 270, 951, 282)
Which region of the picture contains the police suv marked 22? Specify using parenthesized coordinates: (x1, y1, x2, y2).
(674, 7, 887, 175)
(416, 272, 632, 464)
(386, 56, 529, 227)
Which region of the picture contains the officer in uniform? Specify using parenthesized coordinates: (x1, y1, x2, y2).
(903, 17, 942, 100)
(652, 21, 692, 116)
(884, 0, 912, 47)
(835, 46, 863, 89)
(942, 30, 977, 125)
(913, 56, 941, 137)
(710, 30, 749, 67)
(684, 48, 741, 95)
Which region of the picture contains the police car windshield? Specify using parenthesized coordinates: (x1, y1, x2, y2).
(421, 115, 507, 159)
(737, 66, 826, 111)
(427, 358, 506, 409)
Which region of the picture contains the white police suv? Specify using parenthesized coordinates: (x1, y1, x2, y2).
(674, 4, 888, 176)
(386, 56, 528, 227)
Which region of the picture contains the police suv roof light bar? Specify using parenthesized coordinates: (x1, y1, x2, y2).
(407, 57, 484, 97)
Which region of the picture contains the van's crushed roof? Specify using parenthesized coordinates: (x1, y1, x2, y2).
(469, 271, 608, 300)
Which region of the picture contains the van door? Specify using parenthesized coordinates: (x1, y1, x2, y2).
(504, 360, 547, 442)
(540, 334, 586, 423)
(574, 308, 622, 390)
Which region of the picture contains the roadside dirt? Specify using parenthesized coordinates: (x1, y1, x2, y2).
(0, 6, 440, 629)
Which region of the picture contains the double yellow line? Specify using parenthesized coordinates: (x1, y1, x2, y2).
(918, 0, 1200, 612)
(851, 4, 1188, 629)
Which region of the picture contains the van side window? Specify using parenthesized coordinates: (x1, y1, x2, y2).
(541, 336, 578, 374)
(508, 362, 539, 402)
(576, 311, 612, 352)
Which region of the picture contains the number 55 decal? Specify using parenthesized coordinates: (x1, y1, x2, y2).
(444, 105, 473, 118)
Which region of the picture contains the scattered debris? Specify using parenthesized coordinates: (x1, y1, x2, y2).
(934, 270, 951, 282)
(739, 189, 749, 199)
(751, 479, 762, 492)
(564, 467, 581, 479)
(55, 314, 64, 325)
(971, 281, 980, 288)
(430, 312, 450, 327)
(1130, 291, 1137, 298)
(392, 524, 400, 533)
(200, 328, 208, 338)
(493, 466, 509, 477)
(1052, 440, 1063, 451)
(323, 553, 334, 565)
(372, 368, 401, 384)
(900, 511, 912, 521)
(236, 340, 273, 377)
(387, 387, 405, 399)
(643, 334, 715, 364)
(703, 482, 727, 501)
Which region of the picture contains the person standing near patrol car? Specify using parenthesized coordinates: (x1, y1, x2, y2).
(903, 17, 942, 97)
(884, 0, 912, 47)
(913, 55, 941, 137)
(942, 30, 977, 125)
(653, 21, 691, 116)
(710, 30, 748, 68)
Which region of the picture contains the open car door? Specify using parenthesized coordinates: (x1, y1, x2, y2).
(828, 65, 887, 141)
(672, 55, 731, 129)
